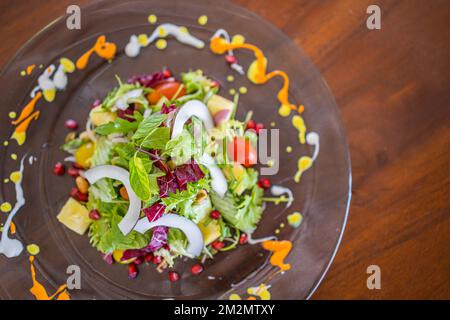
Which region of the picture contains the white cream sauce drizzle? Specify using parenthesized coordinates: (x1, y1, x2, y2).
(125, 23, 205, 58)
(307, 132, 320, 161)
(30, 63, 70, 98)
(246, 232, 276, 245)
(0, 156, 26, 258)
(270, 185, 294, 208)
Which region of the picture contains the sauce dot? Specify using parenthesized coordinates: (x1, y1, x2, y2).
(197, 15, 208, 25)
(287, 212, 303, 228)
(275, 229, 280, 234)
(3, 141, 8, 146)
(138, 34, 149, 46)
(10, 171, 21, 183)
(155, 39, 167, 50)
(20, 70, 26, 76)
(148, 14, 157, 24)
(0, 202, 12, 213)
(179, 26, 189, 34)
(229, 294, 241, 300)
(270, 121, 276, 127)
(239, 86, 248, 94)
(27, 244, 40, 256)
(226, 75, 234, 82)
(286, 146, 292, 153)
(229, 88, 236, 95)
(11, 153, 17, 160)
(8, 112, 16, 119)
(3, 178, 9, 183)
(232, 34, 245, 45)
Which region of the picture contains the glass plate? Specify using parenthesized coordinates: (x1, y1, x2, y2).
(0, 0, 351, 299)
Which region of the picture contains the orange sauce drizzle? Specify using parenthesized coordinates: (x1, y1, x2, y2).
(76, 35, 117, 70)
(10, 221, 16, 235)
(11, 111, 40, 145)
(29, 256, 70, 300)
(210, 37, 302, 115)
(11, 92, 42, 126)
(262, 240, 292, 271)
(26, 64, 36, 75)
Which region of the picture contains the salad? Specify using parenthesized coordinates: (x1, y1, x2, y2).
(56, 68, 284, 280)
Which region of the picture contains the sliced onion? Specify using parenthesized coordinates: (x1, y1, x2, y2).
(84, 165, 141, 235)
(134, 214, 204, 257)
(171, 100, 214, 138)
(199, 154, 228, 197)
(115, 89, 143, 110)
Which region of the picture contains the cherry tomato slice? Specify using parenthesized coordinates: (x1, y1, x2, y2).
(147, 82, 185, 104)
(228, 137, 257, 167)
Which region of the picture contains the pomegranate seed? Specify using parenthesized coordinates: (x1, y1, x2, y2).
(53, 162, 65, 176)
(211, 80, 220, 88)
(191, 263, 204, 275)
(246, 119, 256, 130)
(257, 178, 271, 189)
(239, 233, 248, 245)
(72, 162, 84, 169)
(64, 119, 78, 130)
(210, 210, 221, 220)
(128, 263, 138, 279)
(88, 209, 101, 220)
(255, 123, 265, 134)
(92, 99, 101, 108)
(134, 256, 144, 265)
(67, 167, 79, 178)
(144, 253, 154, 263)
(168, 271, 180, 282)
(152, 255, 162, 265)
(70, 187, 88, 202)
(211, 241, 225, 250)
(162, 69, 172, 78)
(225, 55, 237, 64)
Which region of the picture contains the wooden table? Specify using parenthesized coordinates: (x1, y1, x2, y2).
(1, 0, 449, 299)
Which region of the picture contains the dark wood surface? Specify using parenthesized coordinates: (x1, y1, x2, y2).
(1, 0, 449, 299)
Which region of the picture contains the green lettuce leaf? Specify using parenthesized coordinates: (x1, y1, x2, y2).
(132, 113, 166, 141)
(140, 127, 170, 150)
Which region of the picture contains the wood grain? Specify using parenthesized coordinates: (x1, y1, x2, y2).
(1, 0, 449, 299)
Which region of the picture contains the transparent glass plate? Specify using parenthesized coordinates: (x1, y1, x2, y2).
(0, 0, 351, 299)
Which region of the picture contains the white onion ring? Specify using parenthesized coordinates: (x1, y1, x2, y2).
(171, 100, 214, 138)
(199, 154, 227, 197)
(84, 165, 141, 235)
(134, 214, 204, 257)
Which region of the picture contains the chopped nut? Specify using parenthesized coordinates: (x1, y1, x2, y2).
(75, 176, 89, 194)
(65, 131, 76, 143)
(195, 189, 208, 203)
(120, 186, 129, 200)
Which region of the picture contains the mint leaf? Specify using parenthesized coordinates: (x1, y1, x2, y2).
(95, 118, 139, 136)
(141, 127, 170, 150)
(132, 113, 166, 141)
(129, 153, 152, 201)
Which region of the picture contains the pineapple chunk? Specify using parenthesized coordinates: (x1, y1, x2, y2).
(112, 249, 136, 264)
(198, 218, 221, 245)
(89, 106, 117, 126)
(57, 198, 92, 235)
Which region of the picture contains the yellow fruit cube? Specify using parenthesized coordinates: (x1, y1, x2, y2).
(198, 218, 221, 245)
(57, 198, 92, 235)
(89, 106, 117, 126)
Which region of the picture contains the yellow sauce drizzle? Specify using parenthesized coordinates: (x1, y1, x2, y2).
(10, 222, 16, 235)
(292, 115, 306, 144)
(198, 15, 208, 25)
(294, 156, 313, 183)
(76, 35, 117, 70)
(148, 14, 157, 24)
(29, 256, 70, 300)
(210, 37, 303, 117)
(262, 240, 292, 271)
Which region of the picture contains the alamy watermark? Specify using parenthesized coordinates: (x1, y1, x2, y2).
(366, 5, 381, 30)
